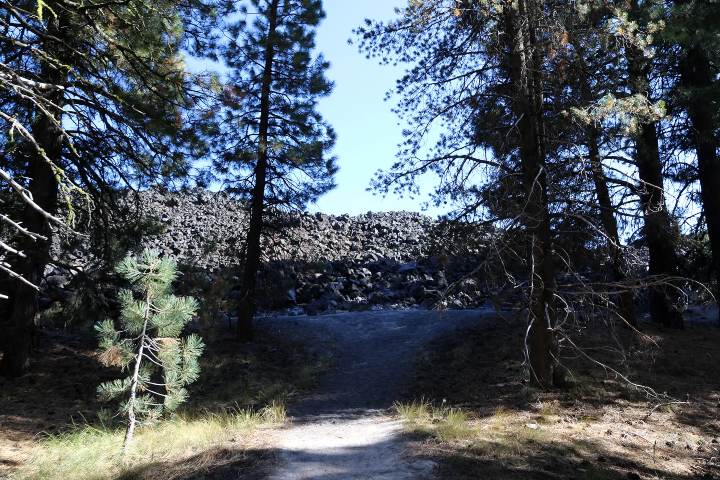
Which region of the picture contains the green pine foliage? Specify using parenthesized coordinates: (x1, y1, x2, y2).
(212, 0, 337, 209)
(95, 250, 203, 449)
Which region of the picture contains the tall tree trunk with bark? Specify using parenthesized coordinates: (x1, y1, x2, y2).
(236, 0, 280, 342)
(632, 117, 683, 329)
(586, 127, 638, 326)
(679, 44, 720, 324)
(626, 1, 683, 328)
(506, 0, 559, 388)
(0, 15, 65, 377)
(575, 46, 636, 325)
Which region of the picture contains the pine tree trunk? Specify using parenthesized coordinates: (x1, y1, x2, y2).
(506, 0, 559, 388)
(626, 1, 683, 328)
(236, 0, 280, 342)
(0, 160, 57, 377)
(679, 44, 720, 324)
(587, 127, 637, 327)
(123, 291, 151, 455)
(0, 15, 65, 377)
(633, 120, 683, 328)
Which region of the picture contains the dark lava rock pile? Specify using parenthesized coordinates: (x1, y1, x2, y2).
(45, 190, 491, 317)
(137, 190, 435, 267)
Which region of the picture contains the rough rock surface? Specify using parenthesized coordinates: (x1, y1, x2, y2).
(46, 190, 490, 316)
(135, 189, 435, 269)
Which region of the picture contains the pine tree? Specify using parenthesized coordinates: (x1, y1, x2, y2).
(0, 0, 208, 377)
(558, 6, 639, 327)
(95, 249, 204, 454)
(622, 0, 684, 328)
(357, 0, 567, 387)
(211, 0, 336, 341)
(670, 0, 720, 323)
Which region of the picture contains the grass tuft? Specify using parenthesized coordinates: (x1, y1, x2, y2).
(435, 407, 472, 442)
(393, 398, 432, 424)
(394, 399, 474, 441)
(260, 399, 287, 424)
(535, 400, 561, 423)
(488, 406, 512, 429)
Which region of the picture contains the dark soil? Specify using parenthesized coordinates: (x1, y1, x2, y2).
(404, 316, 720, 480)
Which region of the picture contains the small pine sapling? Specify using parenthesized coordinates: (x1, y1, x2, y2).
(95, 249, 204, 454)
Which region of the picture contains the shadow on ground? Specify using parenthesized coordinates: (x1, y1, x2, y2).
(74, 431, 714, 480)
(404, 315, 720, 480)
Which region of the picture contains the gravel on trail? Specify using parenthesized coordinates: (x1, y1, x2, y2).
(261, 308, 493, 480)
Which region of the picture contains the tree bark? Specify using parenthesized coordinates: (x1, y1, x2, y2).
(633, 121, 683, 328)
(587, 127, 637, 327)
(679, 44, 720, 324)
(0, 16, 65, 377)
(236, 0, 280, 342)
(506, 0, 559, 388)
(626, 2, 683, 328)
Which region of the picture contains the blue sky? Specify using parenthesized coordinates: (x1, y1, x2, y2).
(310, 0, 443, 216)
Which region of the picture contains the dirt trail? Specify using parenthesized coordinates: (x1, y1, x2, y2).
(260, 309, 491, 480)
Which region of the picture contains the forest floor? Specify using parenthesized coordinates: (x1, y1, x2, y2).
(0, 325, 329, 479)
(2, 307, 719, 480)
(254, 307, 720, 480)
(399, 307, 720, 480)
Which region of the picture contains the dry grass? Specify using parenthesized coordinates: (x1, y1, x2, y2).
(0, 326, 327, 479)
(394, 398, 432, 424)
(11, 407, 281, 480)
(394, 399, 473, 442)
(402, 317, 720, 480)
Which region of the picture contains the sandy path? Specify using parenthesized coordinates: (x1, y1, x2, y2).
(260, 309, 491, 480)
